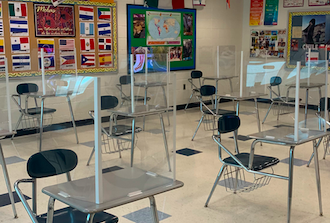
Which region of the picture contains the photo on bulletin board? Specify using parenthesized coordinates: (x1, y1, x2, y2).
(127, 4, 196, 72)
(287, 11, 330, 68)
(283, 0, 304, 8)
(308, 0, 330, 6)
(34, 3, 75, 37)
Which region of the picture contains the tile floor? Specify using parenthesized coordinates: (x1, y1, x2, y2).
(1, 101, 330, 223)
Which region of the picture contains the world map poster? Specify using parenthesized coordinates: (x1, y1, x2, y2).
(146, 11, 181, 46)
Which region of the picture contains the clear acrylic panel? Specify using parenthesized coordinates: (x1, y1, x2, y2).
(0, 56, 12, 134)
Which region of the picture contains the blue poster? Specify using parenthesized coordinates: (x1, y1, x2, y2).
(264, 0, 278, 25)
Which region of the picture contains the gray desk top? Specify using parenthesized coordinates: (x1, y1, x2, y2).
(42, 168, 183, 214)
(285, 83, 325, 88)
(203, 76, 238, 81)
(217, 92, 267, 100)
(110, 105, 172, 117)
(248, 126, 328, 145)
(22, 92, 73, 98)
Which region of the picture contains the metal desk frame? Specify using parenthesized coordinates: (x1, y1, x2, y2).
(0, 131, 18, 218)
(249, 127, 327, 223)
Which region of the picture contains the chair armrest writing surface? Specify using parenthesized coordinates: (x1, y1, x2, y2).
(14, 179, 38, 223)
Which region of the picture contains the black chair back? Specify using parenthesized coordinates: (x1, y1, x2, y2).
(27, 149, 77, 178)
(101, 96, 119, 110)
(320, 97, 330, 111)
(191, 70, 202, 79)
(270, 76, 282, 86)
(119, 75, 134, 85)
(200, 85, 215, 96)
(218, 115, 240, 134)
(17, 83, 39, 95)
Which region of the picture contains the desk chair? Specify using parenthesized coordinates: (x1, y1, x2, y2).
(14, 149, 118, 223)
(205, 115, 280, 206)
(11, 83, 56, 139)
(116, 75, 151, 107)
(87, 95, 141, 166)
(185, 70, 203, 110)
(262, 76, 299, 124)
(307, 97, 330, 167)
(192, 85, 235, 141)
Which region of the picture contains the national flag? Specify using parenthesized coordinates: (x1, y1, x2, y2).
(80, 22, 94, 36)
(80, 38, 95, 52)
(0, 56, 5, 72)
(11, 37, 29, 53)
(12, 55, 31, 71)
(81, 54, 95, 67)
(60, 54, 75, 69)
(97, 7, 111, 20)
(145, 0, 184, 9)
(37, 39, 55, 54)
(0, 38, 4, 53)
(59, 39, 75, 52)
(0, 20, 3, 36)
(99, 53, 112, 67)
(9, 2, 27, 17)
(98, 38, 111, 51)
(97, 23, 111, 36)
(0, 2, 2, 18)
(38, 55, 55, 70)
(10, 20, 28, 35)
(79, 6, 94, 21)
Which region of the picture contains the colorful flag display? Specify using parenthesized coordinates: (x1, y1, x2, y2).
(80, 38, 95, 52)
(0, 2, 2, 18)
(59, 39, 75, 53)
(97, 7, 111, 20)
(37, 39, 55, 54)
(38, 55, 55, 70)
(11, 37, 29, 53)
(12, 54, 31, 71)
(98, 23, 111, 36)
(10, 20, 28, 36)
(0, 20, 3, 36)
(0, 56, 5, 72)
(145, 0, 185, 9)
(8, 2, 27, 18)
(60, 54, 75, 70)
(81, 54, 95, 67)
(0, 38, 4, 53)
(79, 6, 94, 21)
(99, 53, 112, 67)
(98, 38, 111, 51)
(80, 22, 94, 36)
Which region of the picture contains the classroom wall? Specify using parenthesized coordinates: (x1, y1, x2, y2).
(1, 0, 244, 129)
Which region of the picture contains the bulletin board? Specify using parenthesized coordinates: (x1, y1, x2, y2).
(127, 4, 196, 71)
(0, 0, 118, 77)
(287, 10, 330, 68)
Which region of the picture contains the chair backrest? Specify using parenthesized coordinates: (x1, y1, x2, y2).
(101, 95, 118, 110)
(320, 97, 330, 111)
(270, 76, 282, 86)
(200, 85, 215, 96)
(17, 83, 38, 95)
(191, 70, 202, 79)
(27, 149, 77, 178)
(119, 75, 134, 85)
(218, 115, 240, 134)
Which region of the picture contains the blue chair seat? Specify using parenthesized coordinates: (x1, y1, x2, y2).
(104, 125, 142, 136)
(21, 107, 56, 115)
(204, 109, 236, 116)
(36, 207, 118, 223)
(123, 96, 151, 102)
(223, 152, 280, 171)
(273, 97, 299, 103)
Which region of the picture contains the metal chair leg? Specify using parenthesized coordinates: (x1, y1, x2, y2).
(11, 114, 23, 140)
(307, 152, 314, 167)
(46, 197, 55, 223)
(262, 102, 274, 124)
(205, 165, 226, 207)
(323, 136, 329, 159)
(86, 213, 95, 223)
(86, 147, 95, 166)
(149, 196, 160, 223)
(192, 115, 204, 141)
(185, 91, 195, 110)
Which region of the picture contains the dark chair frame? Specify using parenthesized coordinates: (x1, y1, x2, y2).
(185, 70, 203, 110)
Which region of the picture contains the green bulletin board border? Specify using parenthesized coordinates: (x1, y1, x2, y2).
(127, 4, 196, 71)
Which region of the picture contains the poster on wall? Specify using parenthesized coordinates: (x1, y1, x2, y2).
(309, 0, 330, 6)
(264, 0, 278, 25)
(192, 0, 206, 6)
(287, 11, 330, 68)
(250, 0, 264, 26)
(250, 29, 286, 58)
(34, 4, 75, 37)
(146, 11, 181, 46)
(283, 0, 304, 7)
